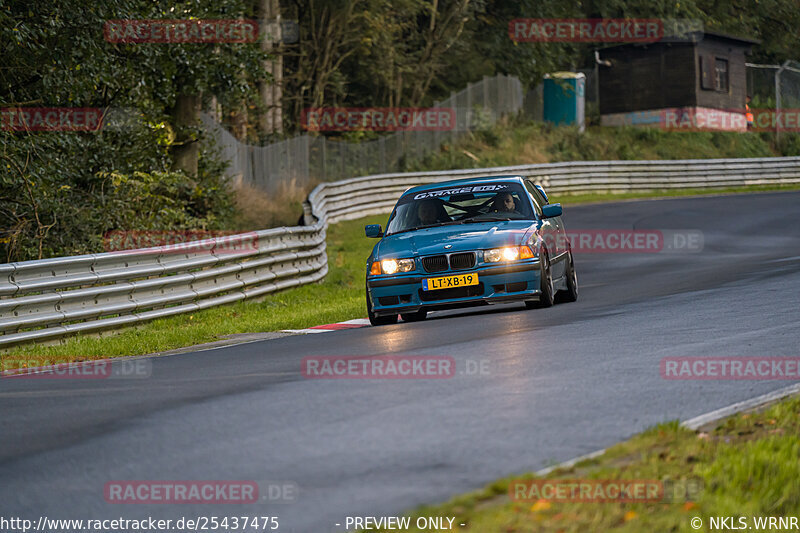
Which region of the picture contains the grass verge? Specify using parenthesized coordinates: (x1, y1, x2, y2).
(367, 394, 800, 532)
(2, 185, 800, 367)
(232, 117, 800, 228)
(406, 116, 800, 172)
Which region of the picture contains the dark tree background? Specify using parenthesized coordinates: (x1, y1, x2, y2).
(2, 0, 798, 261)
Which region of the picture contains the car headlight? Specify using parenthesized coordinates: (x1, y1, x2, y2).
(370, 258, 415, 275)
(484, 246, 535, 263)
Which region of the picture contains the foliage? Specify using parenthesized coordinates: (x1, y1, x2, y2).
(403, 116, 797, 172)
(0, 0, 263, 261)
(2, 0, 800, 261)
(1, 131, 234, 261)
(282, 0, 800, 134)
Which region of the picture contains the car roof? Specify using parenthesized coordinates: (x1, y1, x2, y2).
(402, 175, 526, 195)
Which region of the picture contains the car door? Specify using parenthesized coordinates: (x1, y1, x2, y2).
(525, 180, 568, 279)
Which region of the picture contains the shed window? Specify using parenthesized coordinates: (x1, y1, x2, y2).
(714, 58, 729, 92)
(700, 55, 713, 90)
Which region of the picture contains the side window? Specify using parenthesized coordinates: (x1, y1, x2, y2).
(532, 185, 548, 207)
(700, 55, 714, 90)
(714, 58, 729, 92)
(523, 180, 544, 215)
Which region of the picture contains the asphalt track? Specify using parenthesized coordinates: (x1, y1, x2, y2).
(2, 191, 800, 532)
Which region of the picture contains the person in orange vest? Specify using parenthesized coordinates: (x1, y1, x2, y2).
(745, 95, 754, 130)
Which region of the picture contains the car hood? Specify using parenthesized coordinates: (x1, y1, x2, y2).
(375, 220, 535, 258)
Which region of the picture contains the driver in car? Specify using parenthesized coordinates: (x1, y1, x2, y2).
(490, 191, 519, 214)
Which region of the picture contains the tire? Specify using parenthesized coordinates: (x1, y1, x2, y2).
(555, 251, 578, 304)
(400, 310, 427, 322)
(366, 286, 398, 326)
(525, 252, 554, 309)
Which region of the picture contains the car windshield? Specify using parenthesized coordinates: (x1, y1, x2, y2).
(385, 182, 534, 235)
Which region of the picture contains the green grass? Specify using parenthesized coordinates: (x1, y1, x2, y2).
(405, 117, 800, 172)
(359, 395, 800, 532)
(3, 184, 800, 368)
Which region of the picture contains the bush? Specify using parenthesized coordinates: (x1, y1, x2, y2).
(0, 130, 234, 262)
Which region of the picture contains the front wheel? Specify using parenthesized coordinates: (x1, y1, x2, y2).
(367, 288, 398, 326)
(525, 253, 554, 309)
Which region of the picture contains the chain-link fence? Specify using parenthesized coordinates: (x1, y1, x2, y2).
(747, 60, 800, 109)
(745, 61, 800, 140)
(203, 74, 523, 194)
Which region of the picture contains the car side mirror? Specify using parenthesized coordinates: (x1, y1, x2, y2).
(365, 224, 383, 238)
(541, 203, 562, 219)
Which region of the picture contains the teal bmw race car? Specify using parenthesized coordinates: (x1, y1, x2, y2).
(364, 176, 578, 325)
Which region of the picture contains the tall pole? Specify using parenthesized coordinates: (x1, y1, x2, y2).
(775, 60, 790, 143)
(258, 0, 283, 136)
(594, 51, 611, 122)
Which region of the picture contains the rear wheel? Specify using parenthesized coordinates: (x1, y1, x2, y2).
(400, 309, 427, 322)
(525, 252, 554, 309)
(366, 287, 398, 326)
(555, 251, 578, 303)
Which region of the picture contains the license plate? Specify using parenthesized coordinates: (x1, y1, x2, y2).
(422, 273, 479, 291)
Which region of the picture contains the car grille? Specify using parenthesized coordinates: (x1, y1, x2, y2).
(421, 252, 476, 273)
(422, 255, 448, 273)
(419, 283, 484, 301)
(449, 252, 476, 270)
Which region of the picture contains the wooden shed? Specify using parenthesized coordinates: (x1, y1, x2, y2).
(598, 31, 759, 131)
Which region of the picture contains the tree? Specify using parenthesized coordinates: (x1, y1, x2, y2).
(0, 0, 265, 260)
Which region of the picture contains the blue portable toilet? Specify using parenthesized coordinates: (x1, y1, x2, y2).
(543, 72, 585, 132)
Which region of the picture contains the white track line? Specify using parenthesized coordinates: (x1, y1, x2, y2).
(535, 449, 607, 477)
(535, 383, 800, 476)
(282, 318, 371, 334)
(681, 382, 800, 430)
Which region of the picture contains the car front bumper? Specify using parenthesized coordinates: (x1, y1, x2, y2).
(367, 260, 541, 316)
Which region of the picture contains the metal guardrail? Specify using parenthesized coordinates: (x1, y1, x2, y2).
(2, 156, 800, 349)
(0, 226, 328, 349)
(311, 156, 800, 224)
